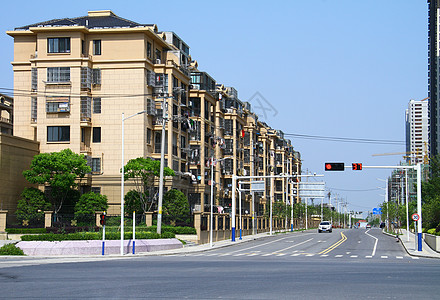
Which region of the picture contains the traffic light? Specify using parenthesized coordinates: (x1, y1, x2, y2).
(352, 163, 362, 170)
(324, 162, 345, 171)
(100, 214, 106, 226)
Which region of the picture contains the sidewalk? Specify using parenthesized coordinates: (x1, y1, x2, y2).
(137, 230, 291, 256)
(395, 229, 440, 259)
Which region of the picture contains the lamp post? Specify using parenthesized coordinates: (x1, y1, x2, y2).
(156, 97, 168, 235)
(210, 156, 231, 247)
(121, 110, 146, 255)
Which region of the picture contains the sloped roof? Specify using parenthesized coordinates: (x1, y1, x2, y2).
(15, 12, 154, 30)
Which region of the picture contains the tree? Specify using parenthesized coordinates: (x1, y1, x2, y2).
(23, 149, 91, 214)
(163, 189, 190, 225)
(74, 192, 108, 222)
(124, 190, 148, 215)
(15, 187, 51, 225)
(123, 157, 175, 213)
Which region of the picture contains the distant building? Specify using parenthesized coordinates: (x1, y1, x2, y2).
(405, 99, 429, 164)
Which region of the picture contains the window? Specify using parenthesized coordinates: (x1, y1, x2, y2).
(92, 69, 101, 85)
(81, 67, 92, 89)
(81, 40, 86, 55)
(47, 67, 70, 82)
(47, 126, 70, 142)
(93, 40, 101, 55)
(91, 158, 101, 173)
(93, 98, 101, 113)
(31, 97, 37, 123)
(147, 128, 152, 144)
(47, 38, 70, 53)
(46, 97, 70, 113)
(147, 42, 152, 58)
(92, 127, 101, 143)
(91, 187, 101, 194)
(155, 48, 161, 62)
(31, 68, 38, 91)
(81, 97, 91, 121)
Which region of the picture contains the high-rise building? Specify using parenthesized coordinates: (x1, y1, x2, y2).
(405, 99, 429, 164)
(428, 0, 439, 156)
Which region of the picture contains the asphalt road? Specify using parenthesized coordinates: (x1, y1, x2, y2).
(1, 229, 439, 299)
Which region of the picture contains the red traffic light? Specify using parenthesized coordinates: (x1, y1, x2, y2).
(100, 214, 106, 226)
(325, 163, 345, 171)
(352, 163, 362, 170)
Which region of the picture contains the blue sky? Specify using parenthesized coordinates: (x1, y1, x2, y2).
(0, 0, 428, 214)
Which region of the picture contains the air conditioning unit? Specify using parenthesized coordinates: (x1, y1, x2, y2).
(155, 59, 161, 64)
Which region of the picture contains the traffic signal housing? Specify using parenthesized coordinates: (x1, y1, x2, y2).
(100, 213, 106, 226)
(324, 162, 345, 171)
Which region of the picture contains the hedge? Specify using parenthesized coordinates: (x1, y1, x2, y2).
(21, 231, 175, 241)
(104, 225, 196, 235)
(0, 243, 25, 255)
(5, 228, 46, 234)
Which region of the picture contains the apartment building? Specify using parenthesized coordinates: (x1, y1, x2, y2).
(7, 10, 301, 216)
(0, 93, 13, 135)
(405, 99, 429, 164)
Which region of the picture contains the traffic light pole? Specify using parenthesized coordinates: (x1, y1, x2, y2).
(328, 163, 423, 251)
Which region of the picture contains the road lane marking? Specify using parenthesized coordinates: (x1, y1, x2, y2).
(396, 256, 403, 259)
(365, 229, 378, 257)
(381, 256, 388, 259)
(365, 256, 372, 258)
(291, 253, 301, 256)
(412, 257, 420, 260)
(272, 238, 314, 253)
(335, 255, 343, 257)
(320, 254, 329, 257)
(319, 232, 347, 255)
(224, 236, 292, 254)
(350, 255, 358, 258)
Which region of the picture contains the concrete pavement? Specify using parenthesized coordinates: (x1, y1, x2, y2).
(396, 229, 440, 259)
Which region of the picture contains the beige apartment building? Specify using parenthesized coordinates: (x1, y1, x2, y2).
(7, 10, 301, 216)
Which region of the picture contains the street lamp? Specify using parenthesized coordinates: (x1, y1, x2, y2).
(377, 178, 389, 231)
(210, 156, 232, 247)
(121, 110, 146, 256)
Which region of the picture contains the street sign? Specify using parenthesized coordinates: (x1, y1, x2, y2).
(299, 182, 325, 197)
(412, 213, 420, 221)
(250, 181, 265, 192)
(372, 208, 382, 215)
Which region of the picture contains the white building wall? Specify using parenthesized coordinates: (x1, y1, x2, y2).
(406, 99, 429, 164)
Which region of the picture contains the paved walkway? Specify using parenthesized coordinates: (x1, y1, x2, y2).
(397, 229, 440, 259)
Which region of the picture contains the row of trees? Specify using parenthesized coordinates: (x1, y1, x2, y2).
(16, 149, 190, 226)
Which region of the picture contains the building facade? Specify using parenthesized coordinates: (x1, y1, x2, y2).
(405, 99, 429, 164)
(7, 10, 301, 217)
(428, 0, 440, 157)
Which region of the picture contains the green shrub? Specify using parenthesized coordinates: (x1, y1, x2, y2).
(5, 228, 46, 234)
(427, 228, 437, 235)
(20, 231, 175, 241)
(0, 243, 25, 255)
(15, 187, 51, 225)
(74, 192, 108, 222)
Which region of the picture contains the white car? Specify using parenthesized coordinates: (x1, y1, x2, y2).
(318, 221, 332, 233)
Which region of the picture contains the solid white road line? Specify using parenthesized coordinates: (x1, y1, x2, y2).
(365, 229, 379, 257)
